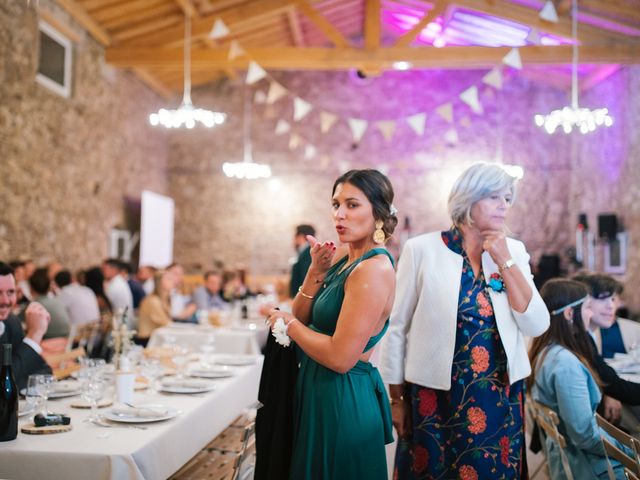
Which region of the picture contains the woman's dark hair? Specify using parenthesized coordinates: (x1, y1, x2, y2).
(84, 266, 112, 311)
(332, 169, 398, 240)
(0, 262, 14, 277)
(527, 278, 601, 392)
(29, 267, 50, 295)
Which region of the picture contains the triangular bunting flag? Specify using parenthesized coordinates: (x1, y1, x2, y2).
(459, 117, 472, 128)
(444, 128, 459, 146)
(482, 68, 503, 90)
(459, 86, 483, 115)
(320, 111, 338, 133)
(526, 28, 541, 45)
(539, 1, 559, 23)
(275, 119, 290, 135)
(348, 119, 368, 143)
(376, 121, 396, 142)
(406, 113, 426, 136)
(304, 144, 317, 160)
(436, 103, 454, 123)
(228, 40, 246, 60)
(289, 133, 302, 150)
(502, 48, 522, 70)
(246, 61, 267, 84)
(254, 90, 267, 104)
(266, 81, 288, 104)
(293, 97, 313, 122)
(210, 18, 230, 40)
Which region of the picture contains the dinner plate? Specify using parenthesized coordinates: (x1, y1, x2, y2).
(188, 365, 235, 379)
(213, 355, 257, 366)
(20, 381, 82, 399)
(160, 378, 216, 394)
(103, 404, 179, 423)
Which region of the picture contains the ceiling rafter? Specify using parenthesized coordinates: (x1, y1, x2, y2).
(365, 0, 381, 50)
(294, 0, 352, 47)
(287, 6, 305, 46)
(105, 44, 640, 69)
(54, 0, 111, 45)
(393, 1, 449, 47)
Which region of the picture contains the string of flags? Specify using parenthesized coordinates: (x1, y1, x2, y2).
(207, 3, 556, 170)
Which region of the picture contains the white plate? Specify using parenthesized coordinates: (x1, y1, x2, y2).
(213, 355, 256, 366)
(160, 379, 216, 394)
(20, 381, 82, 399)
(188, 366, 235, 379)
(103, 404, 180, 423)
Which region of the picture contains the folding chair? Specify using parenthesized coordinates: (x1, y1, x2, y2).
(528, 398, 574, 480)
(595, 413, 640, 478)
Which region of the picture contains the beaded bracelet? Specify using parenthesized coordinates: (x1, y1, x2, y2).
(297, 286, 315, 299)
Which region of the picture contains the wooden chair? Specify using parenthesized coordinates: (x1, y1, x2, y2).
(168, 449, 237, 480)
(626, 468, 640, 480)
(528, 398, 574, 480)
(595, 413, 640, 478)
(44, 346, 86, 380)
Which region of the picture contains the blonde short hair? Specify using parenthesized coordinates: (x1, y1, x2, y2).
(447, 163, 518, 228)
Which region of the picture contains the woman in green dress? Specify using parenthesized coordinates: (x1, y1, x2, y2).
(267, 169, 398, 480)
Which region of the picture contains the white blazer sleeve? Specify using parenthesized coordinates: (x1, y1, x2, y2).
(510, 242, 550, 338)
(380, 238, 421, 385)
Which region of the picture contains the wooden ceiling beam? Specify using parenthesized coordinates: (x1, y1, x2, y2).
(294, 0, 352, 47)
(450, 0, 629, 43)
(393, 1, 449, 47)
(123, 0, 293, 46)
(92, 0, 166, 23)
(287, 6, 305, 46)
(132, 67, 175, 99)
(112, 15, 183, 43)
(101, 4, 178, 30)
(365, 0, 381, 50)
(174, 0, 196, 18)
(106, 44, 640, 69)
(54, 0, 111, 45)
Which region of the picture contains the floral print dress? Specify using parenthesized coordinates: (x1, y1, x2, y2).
(394, 229, 525, 480)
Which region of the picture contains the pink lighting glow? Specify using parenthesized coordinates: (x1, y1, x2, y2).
(433, 37, 446, 48)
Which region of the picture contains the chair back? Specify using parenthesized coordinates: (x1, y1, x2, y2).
(595, 413, 640, 477)
(626, 467, 640, 480)
(231, 422, 255, 480)
(528, 398, 574, 480)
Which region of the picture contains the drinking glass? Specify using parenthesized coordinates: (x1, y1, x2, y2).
(171, 346, 190, 381)
(33, 374, 55, 415)
(26, 375, 43, 413)
(140, 358, 163, 394)
(199, 334, 216, 366)
(81, 370, 105, 422)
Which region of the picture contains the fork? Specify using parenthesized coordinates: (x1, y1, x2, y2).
(91, 417, 147, 430)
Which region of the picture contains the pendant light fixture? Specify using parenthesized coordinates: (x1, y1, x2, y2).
(149, 16, 226, 129)
(222, 85, 271, 179)
(534, 0, 613, 134)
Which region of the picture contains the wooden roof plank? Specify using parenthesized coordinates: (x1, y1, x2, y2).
(295, 0, 352, 47)
(101, 4, 178, 30)
(287, 6, 306, 46)
(365, 0, 381, 50)
(393, 1, 449, 47)
(105, 44, 640, 69)
(112, 15, 183, 42)
(55, 0, 112, 45)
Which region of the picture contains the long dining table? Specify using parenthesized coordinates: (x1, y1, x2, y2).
(0, 355, 263, 480)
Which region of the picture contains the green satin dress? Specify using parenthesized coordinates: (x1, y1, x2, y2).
(290, 248, 394, 480)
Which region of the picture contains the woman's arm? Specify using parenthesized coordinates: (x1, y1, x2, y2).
(273, 255, 395, 373)
(145, 297, 172, 327)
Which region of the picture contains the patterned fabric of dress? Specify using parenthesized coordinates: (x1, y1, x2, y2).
(394, 228, 525, 480)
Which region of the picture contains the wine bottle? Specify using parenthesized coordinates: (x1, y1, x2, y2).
(0, 343, 18, 441)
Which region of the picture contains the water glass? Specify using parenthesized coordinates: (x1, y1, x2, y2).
(33, 374, 55, 415)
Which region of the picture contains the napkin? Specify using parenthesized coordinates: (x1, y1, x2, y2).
(111, 406, 169, 418)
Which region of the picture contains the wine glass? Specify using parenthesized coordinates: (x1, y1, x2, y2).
(33, 374, 55, 415)
(26, 375, 43, 413)
(199, 334, 216, 367)
(140, 358, 163, 394)
(81, 370, 105, 422)
(171, 346, 190, 381)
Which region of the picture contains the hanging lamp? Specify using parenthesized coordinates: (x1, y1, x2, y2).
(222, 85, 271, 179)
(149, 16, 226, 129)
(534, 0, 613, 134)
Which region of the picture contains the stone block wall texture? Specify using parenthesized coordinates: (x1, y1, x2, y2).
(2, 2, 638, 309)
(0, 0, 168, 269)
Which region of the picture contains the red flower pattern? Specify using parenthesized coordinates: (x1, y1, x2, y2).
(471, 346, 489, 373)
(459, 465, 479, 480)
(467, 407, 487, 434)
(413, 446, 429, 473)
(418, 388, 437, 417)
(476, 291, 494, 316)
(500, 436, 510, 466)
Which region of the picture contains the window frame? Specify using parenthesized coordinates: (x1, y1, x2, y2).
(35, 19, 73, 98)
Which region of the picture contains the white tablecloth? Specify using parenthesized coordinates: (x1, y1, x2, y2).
(0, 356, 263, 480)
(148, 322, 269, 354)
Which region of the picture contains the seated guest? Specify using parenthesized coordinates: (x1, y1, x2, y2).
(120, 262, 146, 310)
(136, 270, 174, 346)
(102, 258, 134, 326)
(574, 273, 640, 358)
(0, 262, 52, 389)
(136, 265, 156, 296)
(222, 269, 249, 302)
(193, 270, 226, 311)
(28, 267, 71, 340)
(83, 267, 112, 314)
(528, 279, 632, 479)
(9, 260, 31, 305)
(167, 263, 197, 322)
(54, 270, 100, 326)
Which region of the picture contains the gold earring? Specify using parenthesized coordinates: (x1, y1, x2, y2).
(373, 220, 385, 244)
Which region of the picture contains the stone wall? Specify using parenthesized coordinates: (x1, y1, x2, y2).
(0, 0, 168, 269)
